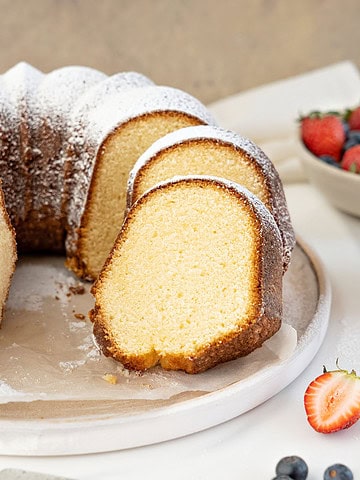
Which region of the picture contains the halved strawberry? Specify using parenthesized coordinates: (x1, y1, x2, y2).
(304, 364, 360, 434)
(300, 113, 346, 161)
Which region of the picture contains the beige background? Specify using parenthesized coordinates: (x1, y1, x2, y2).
(0, 0, 358, 104)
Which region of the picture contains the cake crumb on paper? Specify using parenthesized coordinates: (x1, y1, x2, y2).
(69, 284, 86, 295)
(102, 373, 118, 385)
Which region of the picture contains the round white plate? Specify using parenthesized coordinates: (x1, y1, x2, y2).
(0, 238, 331, 456)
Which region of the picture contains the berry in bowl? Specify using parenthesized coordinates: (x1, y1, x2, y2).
(298, 106, 360, 217)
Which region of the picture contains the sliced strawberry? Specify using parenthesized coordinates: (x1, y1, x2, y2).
(304, 365, 360, 434)
(348, 106, 360, 131)
(341, 145, 360, 173)
(300, 113, 346, 161)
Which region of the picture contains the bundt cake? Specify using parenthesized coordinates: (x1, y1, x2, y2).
(90, 176, 283, 374)
(127, 125, 295, 272)
(0, 63, 293, 375)
(0, 63, 215, 282)
(0, 182, 16, 324)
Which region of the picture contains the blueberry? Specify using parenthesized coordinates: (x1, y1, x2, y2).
(276, 455, 308, 480)
(323, 464, 353, 480)
(342, 120, 351, 137)
(343, 130, 360, 151)
(348, 130, 360, 140)
(319, 155, 340, 167)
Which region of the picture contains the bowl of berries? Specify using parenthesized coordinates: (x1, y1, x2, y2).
(298, 105, 360, 217)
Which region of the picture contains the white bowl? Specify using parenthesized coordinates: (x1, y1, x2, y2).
(297, 139, 360, 217)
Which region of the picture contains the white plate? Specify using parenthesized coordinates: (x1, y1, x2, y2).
(0, 238, 331, 456)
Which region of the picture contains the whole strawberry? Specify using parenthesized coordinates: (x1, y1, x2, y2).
(342, 144, 360, 173)
(348, 105, 360, 131)
(304, 363, 360, 434)
(300, 113, 346, 161)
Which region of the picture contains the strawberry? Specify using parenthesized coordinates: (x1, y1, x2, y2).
(348, 105, 360, 131)
(341, 144, 360, 173)
(304, 364, 360, 434)
(300, 113, 346, 161)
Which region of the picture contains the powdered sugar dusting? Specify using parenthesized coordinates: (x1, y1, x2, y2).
(0, 380, 24, 398)
(70, 72, 154, 123)
(27, 66, 106, 250)
(0, 63, 108, 251)
(0, 63, 43, 229)
(81, 86, 217, 147)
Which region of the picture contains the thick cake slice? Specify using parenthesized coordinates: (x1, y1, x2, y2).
(127, 125, 295, 271)
(90, 176, 283, 374)
(0, 184, 17, 323)
(65, 86, 216, 280)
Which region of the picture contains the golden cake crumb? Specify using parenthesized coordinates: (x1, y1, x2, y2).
(102, 373, 118, 384)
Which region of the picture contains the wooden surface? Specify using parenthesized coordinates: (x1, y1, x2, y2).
(0, 0, 358, 103)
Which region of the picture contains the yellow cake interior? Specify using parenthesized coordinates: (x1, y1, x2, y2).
(76, 112, 203, 278)
(96, 181, 261, 369)
(131, 139, 271, 208)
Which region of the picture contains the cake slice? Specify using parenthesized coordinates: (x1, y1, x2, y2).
(0, 184, 17, 323)
(65, 86, 216, 280)
(127, 125, 295, 271)
(90, 176, 283, 374)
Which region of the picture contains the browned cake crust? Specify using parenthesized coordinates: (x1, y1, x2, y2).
(91, 305, 281, 374)
(90, 176, 283, 374)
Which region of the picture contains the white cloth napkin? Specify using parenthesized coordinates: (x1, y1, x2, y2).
(208, 61, 360, 183)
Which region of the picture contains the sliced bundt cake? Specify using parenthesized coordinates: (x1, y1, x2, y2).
(127, 125, 295, 271)
(0, 63, 215, 282)
(90, 176, 283, 374)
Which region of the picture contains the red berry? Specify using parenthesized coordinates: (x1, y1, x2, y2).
(348, 106, 360, 131)
(300, 114, 346, 161)
(342, 145, 360, 173)
(304, 365, 360, 434)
